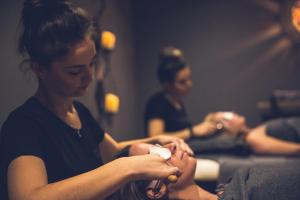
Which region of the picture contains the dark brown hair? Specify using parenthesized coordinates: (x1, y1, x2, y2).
(19, 0, 95, 68)
(157, 46, 186, 84)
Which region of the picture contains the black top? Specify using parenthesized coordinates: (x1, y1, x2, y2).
(265, 117, 300, 143)
(0, 97, 104, 200)
(144, 91, 192, 134)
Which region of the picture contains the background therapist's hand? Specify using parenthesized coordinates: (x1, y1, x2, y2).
(122, 154, 180, 180)
(154, 135, 194, 156)
(192, 121, 217, 137)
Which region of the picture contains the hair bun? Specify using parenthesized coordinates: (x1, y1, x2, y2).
(23, 0, 68, 10)
(22, 0, 70, 27)
(159, 46, 185, 65)
(23, 0, 67, 8)
(157, 46, 186, 83)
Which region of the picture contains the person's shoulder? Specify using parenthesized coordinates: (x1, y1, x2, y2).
(145, 91, 169, 115)
(3, 97, 40, 124)
(1, 97, 43, 139)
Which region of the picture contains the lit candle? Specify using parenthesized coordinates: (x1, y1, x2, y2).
(105, 93, 120, 114)
(101, 31, 116, 51)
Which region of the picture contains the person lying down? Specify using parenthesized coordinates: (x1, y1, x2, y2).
(190, 111, 300, 155)
(106, 143, 300, 200)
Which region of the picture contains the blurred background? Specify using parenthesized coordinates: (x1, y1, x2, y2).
(1, 0, 300, 141)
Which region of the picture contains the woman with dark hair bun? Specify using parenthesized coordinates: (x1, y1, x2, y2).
(0, 1, 193, 199)
(145, 47, 300, 155)
(145, 46, 217, 140)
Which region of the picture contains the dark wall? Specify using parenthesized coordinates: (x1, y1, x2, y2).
(77, 0, 140, 140)
(133, 0, 300, 134)
(0, 0, 36, 129)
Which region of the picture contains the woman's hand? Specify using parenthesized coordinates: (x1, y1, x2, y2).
(120, 155, 180, 181)
(154, 135, 194, 156)
(129, 143, 153, 155)
(192, 121, 217, 137)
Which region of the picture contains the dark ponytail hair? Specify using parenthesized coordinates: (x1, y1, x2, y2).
(157, 46, 186, 84)
(19, 0, 95, 67)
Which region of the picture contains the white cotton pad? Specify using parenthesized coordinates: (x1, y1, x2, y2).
(223, 112, 234, 120)
(149, 145, 171, 160)
(194, 159, 220, 181)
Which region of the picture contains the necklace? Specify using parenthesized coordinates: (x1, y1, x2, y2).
(165, 93, 183, 110)
(65, 107, 83, 138)
(74, 128, 83, 138)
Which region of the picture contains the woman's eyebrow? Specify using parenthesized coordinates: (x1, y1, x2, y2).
(65, 64, 85, 69)
(65, 54, 97, 69)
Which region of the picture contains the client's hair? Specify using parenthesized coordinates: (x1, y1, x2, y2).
(106, 178, 170, 200)
(106, 180, 149, 200)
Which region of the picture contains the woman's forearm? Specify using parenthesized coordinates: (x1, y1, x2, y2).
(147, 119, 191, 140)
(118, 136, 160, 148)
(148, 129, 191, 140)
(16, 158, 132, 200)
(162, 129, 191, 140)
(118, 128, 191, 148)
(245, 127, 300, 155)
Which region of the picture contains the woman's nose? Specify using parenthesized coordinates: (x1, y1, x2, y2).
(82, 66, 93, 82)
(186, 79, 193, 88)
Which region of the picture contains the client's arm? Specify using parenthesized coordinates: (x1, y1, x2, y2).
(245, 125, 300, 155)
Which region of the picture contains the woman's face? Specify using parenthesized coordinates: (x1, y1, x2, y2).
(130, 143, 196, 188)
(167, 148, 196, 189)
(39, 36, 96, 97)
(168, 67, 192, 96)
(213, 112, 246, 133)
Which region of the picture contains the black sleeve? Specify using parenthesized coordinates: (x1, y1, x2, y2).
(145, 96, 166, 120)
(265, 118, 300, 142)
(1, 115, 45, 167)
(86, 113, 105, 143)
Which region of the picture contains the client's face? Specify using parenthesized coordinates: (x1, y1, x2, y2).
(130, 143, 196, 187)
(167, 147, 196, 189)
(213, 112, 246, 133)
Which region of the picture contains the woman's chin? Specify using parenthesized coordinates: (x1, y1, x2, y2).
(170, 158, 197, 190)
(73, 89, 88, 97)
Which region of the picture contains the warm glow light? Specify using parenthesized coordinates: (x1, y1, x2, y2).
(101, 31, 116, 51)
(220, 23, 283, 60)
(104, 93, 120, 113)
(254, 0, 280, 14)
(291, 2, 300, 32)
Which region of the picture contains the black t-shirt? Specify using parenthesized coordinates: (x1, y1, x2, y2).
(0, 97, 104, 199)
(265, 117, 300, 143)
(144, 92, 192, 134)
